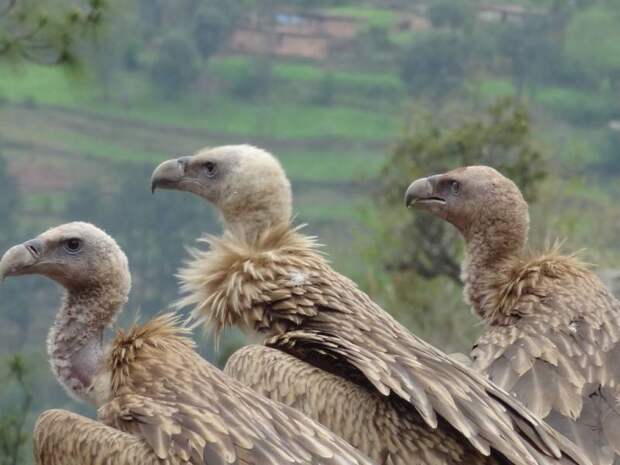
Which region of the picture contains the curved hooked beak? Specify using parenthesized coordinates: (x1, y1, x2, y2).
(405, 176, 446, 208)
(0, 238, 44, 282)
(150, 157, 190, 193)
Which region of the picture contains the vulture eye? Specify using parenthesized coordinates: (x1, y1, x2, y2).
(204, 161, 217, 178)
(450, 180, 460, 195)
(64, 238, 83, 254)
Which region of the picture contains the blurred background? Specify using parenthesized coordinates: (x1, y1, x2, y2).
(1, 0, 620, 462)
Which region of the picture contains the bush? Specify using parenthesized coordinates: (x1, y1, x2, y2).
(399, 31, 469, 100)
(229, 58, 273, 101)
(536, 87, 619, 126)
(149, 33, 200, 99)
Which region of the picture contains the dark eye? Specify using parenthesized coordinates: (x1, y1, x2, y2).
(204, 161, 217, 177)
(64, 238, 83, 254)
(450, 180, 460, 195)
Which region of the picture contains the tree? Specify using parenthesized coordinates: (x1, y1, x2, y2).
(427, 1, 474, 31)
(0, 355, 33, 465)
(564, 6, 620, 90)
(193, 1, 248, 61)
(399, 31, 470, 101)
(495, 16, 556, 94)
(0, 155, 19, 249)
(367, 98, 546, 348)
(0, 0, 106, 65)
(150, 32, 200, 99)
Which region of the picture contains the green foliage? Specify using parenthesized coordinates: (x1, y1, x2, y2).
(0, 355, 33, 465)
(0, 0, 106, 66)
(322, 6, 396, 28)
(427, 1, 474, 30)
(495, 16, 555, 92)
(369, 98, 546, 345)
(229, 57, 273, 101)
(564, 6, 620, 87)
(149, 33, 200, 99)
(399, 31, 469, 100)
(193, 1, 247, 60)
(536, 85, 619, 125)
(313, 71, 336, 105)
(0, 155, 18, 247)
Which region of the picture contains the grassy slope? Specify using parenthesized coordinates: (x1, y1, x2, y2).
(0, 61, 397, 230)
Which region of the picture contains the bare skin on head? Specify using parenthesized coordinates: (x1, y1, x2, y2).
(406, 166, 620, 465)
(151, 145, 292, 242)
(1, 222, 375, 465)
(153, 148, 591, 465)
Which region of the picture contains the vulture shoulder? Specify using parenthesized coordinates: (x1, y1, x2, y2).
(470, 252, 620, 465)
(226, 344, 495, 465)
(178, 228, 591, 465)
(103, 313, 374, 465)
(34, 409, 160, 465)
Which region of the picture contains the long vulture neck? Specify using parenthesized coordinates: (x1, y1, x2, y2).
(461, 215, 528, 323)
(221, 193, 293, 244)
(47, 278, 129, 403)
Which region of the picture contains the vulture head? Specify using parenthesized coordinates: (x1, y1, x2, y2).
(0, 222, 131, 402)
(0, 222, 130, 294)
(151, 145, 292, 241)
(405, 166, 529, 245)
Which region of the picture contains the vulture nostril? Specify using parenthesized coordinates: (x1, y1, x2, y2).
(178, 157, 190, 170)
(26, 244, 39, 257)
(24, 240, 42, 258)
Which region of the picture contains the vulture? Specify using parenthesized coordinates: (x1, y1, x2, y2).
(405, 166, 620, 465)
(151, 145, 590, 465)
(0, 222, 375, 465)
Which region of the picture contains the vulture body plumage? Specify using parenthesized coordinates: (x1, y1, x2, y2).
(0, 222, 375, 465)
(151, 145, 591, 465)
(406, 166, 620, 465)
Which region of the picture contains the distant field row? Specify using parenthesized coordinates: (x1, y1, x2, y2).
(0, 63, 401, 141)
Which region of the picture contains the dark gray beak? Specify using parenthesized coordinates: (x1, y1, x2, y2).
(150, 157, 189, 193)
(0, 238, 44, 282)
(404, 175, 447, 213)
(405, 177, 434, 207)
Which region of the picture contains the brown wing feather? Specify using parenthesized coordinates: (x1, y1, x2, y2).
(472, 272, 620, 465)
(225, 344, 496, 465)
(33, 409, 160, 465)
(267, 269, 589, 465)
(177, 229, 591, 465)
(103, 314, 374, 465)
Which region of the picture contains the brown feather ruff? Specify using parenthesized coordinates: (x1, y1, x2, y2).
(108, 313, 195, 393)
(475, 246, 598, 325)
(178, 225, 591, 465)
(176, 223, 332, 340)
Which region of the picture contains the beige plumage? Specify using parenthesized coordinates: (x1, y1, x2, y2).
(0, 222, 375, 465)
(406, 166, 620, 465)
(151, 145, 591, 465)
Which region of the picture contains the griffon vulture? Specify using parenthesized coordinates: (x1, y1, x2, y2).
(0, 222, 375, 465)
(151, 145, 590, 465)
(405, 166, 620, 465)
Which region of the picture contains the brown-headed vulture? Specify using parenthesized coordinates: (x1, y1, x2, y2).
(406, 166, 620, 465)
